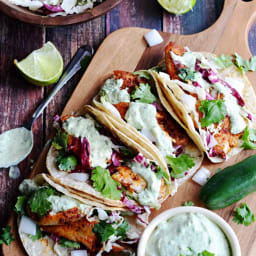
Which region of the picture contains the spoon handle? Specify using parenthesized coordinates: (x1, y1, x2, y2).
(27, 45, 93, 129)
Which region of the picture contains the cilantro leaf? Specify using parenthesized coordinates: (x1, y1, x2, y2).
(28, 186, 56, 217)
(57, 154, 78, 172)
(52, 131, 68, 151)
(198, 251, 215, 256)
(233, 203, 255, 226)
(133, 71, 152, 80)
(178, 68, 196, 81)
(155, 167, 170, 185)
(0, 226, 15, 245)
(115, 220, 129, 240)
(29, 226, 43, 241)
(166, 154, 195, 178)
(214, 55, 233, 69)
(183, 201, 194, 206)
(93, 220, 129, 242)
(59, 237, 80, 249)
(198, 100, 227, 128)
(131, 83, 157, 104)
(235, 53, 256, 74)
(241, 126, 256, 149)
(93, 221, 115, 242)
(91, 166, 122, 200)
(14, 195, 27, 215)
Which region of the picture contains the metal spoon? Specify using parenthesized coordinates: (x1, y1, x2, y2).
(0, 45, 93, 169)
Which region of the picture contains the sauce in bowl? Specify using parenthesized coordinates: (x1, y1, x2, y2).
(146, 212, 231, 256)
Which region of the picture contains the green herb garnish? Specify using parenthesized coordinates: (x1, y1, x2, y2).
(198, 100, 227, 128)
(133, 71, 152, 80)
(178, 68, 196, 81)
(214, 55, 233, 69)
(91, 166, 122, 200)
(28, 186, 56, 217)
(29, 226, 43, 241)
(0, 226, 15, 245)
(14, 195, 27, 215)
(241, 126, 256, 149)
(166, 154, 195, 179)
(155, 167, 170, 185)
(183, 201, 194, 206)
(52, 131, 69, 151)
(131, 83, 157, 104)
(233, 203, 255, 226)
(57, 154, 78, 172)
(235, 53, 256, 74)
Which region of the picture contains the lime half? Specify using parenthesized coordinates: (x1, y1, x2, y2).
(14, 42, 63, 86)
(157, 0, 196, 15)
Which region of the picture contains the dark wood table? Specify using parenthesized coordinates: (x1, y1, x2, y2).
(0, 0, 255, 231)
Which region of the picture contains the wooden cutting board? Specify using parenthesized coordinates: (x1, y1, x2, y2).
(3, 0, 256, 255)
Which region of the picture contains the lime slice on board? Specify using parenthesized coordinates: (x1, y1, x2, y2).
(14, 42, 63, 86)
(157, 0, 196, 15)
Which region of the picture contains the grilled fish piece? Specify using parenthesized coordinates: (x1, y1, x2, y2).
(41, 217, 99, 251)
(112, 166, 147, 193)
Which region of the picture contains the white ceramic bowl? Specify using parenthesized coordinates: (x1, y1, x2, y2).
(137, 206, 241, 256)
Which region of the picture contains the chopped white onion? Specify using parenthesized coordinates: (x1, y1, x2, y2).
(141, 128, 156, 142)
(19, 216, 37, 236)
(144, 29, 163, 47)
(67, 173, 89, 182)
(103, 102, 121, 118)
(192, 167, 211, 186)
(71, 250, 88, 256)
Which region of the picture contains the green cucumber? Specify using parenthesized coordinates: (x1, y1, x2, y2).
(199, 155, 256, 209)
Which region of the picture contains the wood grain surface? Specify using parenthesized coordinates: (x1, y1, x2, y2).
(1, 0, 256, 255)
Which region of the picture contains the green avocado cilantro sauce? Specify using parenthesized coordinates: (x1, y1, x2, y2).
(146, 213, 231, 256)
(128, 161, 161, 208)
(0, 127, 33, 168)
(125, 102, 175, 157)
(100, 78, 130, 104)
(63, 116, 114, 168)
(170, 50, 248, 135)
(100, 79, 175, 158)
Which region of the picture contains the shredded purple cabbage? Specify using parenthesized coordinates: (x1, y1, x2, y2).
(219, 79, 245, 107)
(53, 114, 60, 122)
(81, 137, 90, 168)
(152, 102, 164, 111)
(111, 152, 121, 167)
(174, 145, 183, 157)
(247, 113, 253, 121)
(121, 193, 144, 214)
(50, 233, 60, 243)
(192, 81, 201, 87)
(43, 4, 64, 12)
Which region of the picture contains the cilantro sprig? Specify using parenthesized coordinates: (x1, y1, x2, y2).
(52, 131, 68, 151)
(166, 154, 195, 179)
(183, 201, 194, 206)
(133, 71, 151, 80)
(198, 100, 227, 128)
(28, 186, 56, 217)
(57, 153, 77, 172)
(91, 166, 122, 200)
(178, 68, 196, 81)
(93, 220, 129, 242)
(0, 226, 15, 245)
(14, 195, 27, 215)
(233, 203, 255, 226)
(235, 53, 256, 75)
(241, 126, 256, 149)
(131, 83, 157, 104)
(214, 55, 233, 69)
(155, 167, 170, 185)
(29, 226, 43, 241)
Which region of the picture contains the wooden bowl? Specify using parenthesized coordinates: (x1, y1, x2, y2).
(0, 0, 123, 26)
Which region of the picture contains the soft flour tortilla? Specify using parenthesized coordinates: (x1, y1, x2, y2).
(152, 52, 256, 163)
(47, 105, 170, 208)
(18, 174, 139, 256)
(93, 71, 203, 195)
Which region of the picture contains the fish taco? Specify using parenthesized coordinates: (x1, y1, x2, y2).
(16, 174, 146, 256)
(152, 42, 256, 163)
(93, 70, 203, 195)
(46, 105, 170, 210)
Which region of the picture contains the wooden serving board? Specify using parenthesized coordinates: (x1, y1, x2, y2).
(3, 0, 256, 255)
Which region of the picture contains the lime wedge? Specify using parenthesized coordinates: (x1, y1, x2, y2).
(14, 42, 63, 86)
(157, 0, 196, 15)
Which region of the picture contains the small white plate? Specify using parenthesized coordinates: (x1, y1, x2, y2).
(137, 206, 241, 256)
